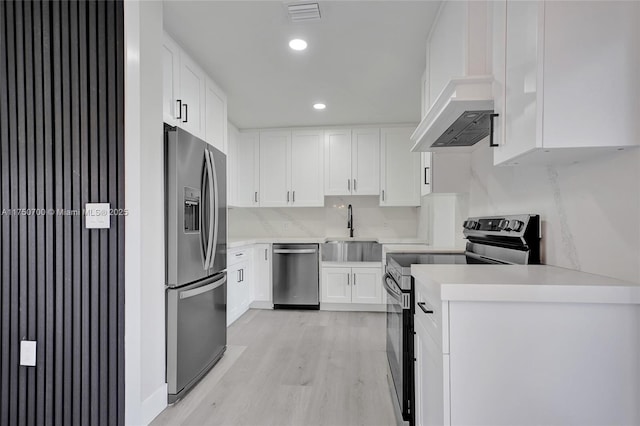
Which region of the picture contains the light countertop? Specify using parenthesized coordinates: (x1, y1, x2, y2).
(411, 264, 640, 304)
(228, 237, 429, 249)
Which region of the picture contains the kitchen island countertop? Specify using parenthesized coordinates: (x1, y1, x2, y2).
(412, 264, 640, 304)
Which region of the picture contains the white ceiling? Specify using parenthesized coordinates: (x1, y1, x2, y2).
(163, 1, 442, 130)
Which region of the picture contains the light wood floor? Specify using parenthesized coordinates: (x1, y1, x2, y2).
(151, 309, 396, 426)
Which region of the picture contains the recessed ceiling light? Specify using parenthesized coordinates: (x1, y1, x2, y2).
(289, 39, 307, 51)
(313, 103, 326, 110)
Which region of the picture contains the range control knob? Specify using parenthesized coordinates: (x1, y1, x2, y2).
(462, 220, 470, 229)
(467, 220, 478, 230)
(498, 219, 510, 231)
(509, 220, 524, 232)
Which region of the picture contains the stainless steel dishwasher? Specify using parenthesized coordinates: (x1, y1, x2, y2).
(272, 244, 319, 309)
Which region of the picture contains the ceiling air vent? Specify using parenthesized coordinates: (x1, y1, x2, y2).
(287, 2, 321, 22)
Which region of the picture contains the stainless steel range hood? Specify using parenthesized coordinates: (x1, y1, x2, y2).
(410, 76, 495, 152)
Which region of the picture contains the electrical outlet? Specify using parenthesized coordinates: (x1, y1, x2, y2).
(20, 340, 36, 367)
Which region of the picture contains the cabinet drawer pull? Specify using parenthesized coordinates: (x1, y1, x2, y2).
(489, 113, 499, 147)
(176, 99, 182, 119)
(183, 103, 188, 123)
(417, 302, 433, 314)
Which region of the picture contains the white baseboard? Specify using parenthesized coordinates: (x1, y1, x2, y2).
(320, 303, 386, 312)
(250, 300, 273, 309)
(141, 383, 167, 425)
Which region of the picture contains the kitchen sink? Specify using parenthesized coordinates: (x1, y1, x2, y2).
(321, 240, 382, 262)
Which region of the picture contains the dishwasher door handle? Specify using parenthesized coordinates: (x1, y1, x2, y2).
(273, 249, 317, 254)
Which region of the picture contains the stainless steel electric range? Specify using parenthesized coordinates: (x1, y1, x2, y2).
(384, 214, 541, 425)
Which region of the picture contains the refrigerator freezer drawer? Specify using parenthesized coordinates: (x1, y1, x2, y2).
(166, 273, 227, 403)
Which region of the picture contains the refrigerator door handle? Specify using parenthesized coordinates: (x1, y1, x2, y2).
(203, 150, 215, 269)
(179, 275, 227, 300)
(199, 155, 209, 269)
(208, 149, 219, 270)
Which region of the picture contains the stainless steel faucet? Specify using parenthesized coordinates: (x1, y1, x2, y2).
(347, 204, 354, 238)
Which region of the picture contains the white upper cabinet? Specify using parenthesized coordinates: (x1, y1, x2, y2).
(258, 130, 324, 207)
(324, 128, 379, 196)
(259, 131, 290, 207)
(324, 130, 352, 195)
(162, 32, 228, 147)
(178, 53, 206, 139)
(380, 127, 420, 207)
(230, 131, 259, 207)
(351, 129, 380, 195)
(421, 152, 471, 196)
(205, 78, 227, 153)
(162, 34, 181, 126)
(290, 130, 324, 207)
(492, 0, 640, 165)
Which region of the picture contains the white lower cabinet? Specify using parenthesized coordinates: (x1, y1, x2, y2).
(251, 244, 272, 308)
(321, 266, 382, 305)
(227, 247, 252, 326)
(414, 279, 640, 426)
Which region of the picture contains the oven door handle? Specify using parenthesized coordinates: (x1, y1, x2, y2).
(383, 275, 403, 303)
(465, 251, 510, 265)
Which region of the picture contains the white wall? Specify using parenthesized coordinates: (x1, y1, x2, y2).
(467, 144, 640, 282)
(229, 196, 419, 239)
(124, 1, 167, 425)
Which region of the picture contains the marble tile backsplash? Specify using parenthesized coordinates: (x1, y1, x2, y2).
(228, 196, 419, 240)
(466, 144, 640, 283)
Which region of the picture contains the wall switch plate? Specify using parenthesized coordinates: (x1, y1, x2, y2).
(20, 340, 37, 367)
(85, 203, 110, 229)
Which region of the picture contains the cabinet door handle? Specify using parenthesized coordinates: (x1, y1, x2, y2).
(353, 274, 356, 285)
(254, 191, 258, 203)
(237, 269, 241, 282)
(424, 167, 430, 185)
(176, 99, 182, 119)
(353, 179, 357, 192)
(287, 191, 290, 202)
(417, 302, 433, 314)
(347, 274, 350, 286)
(292, 191, 295, 203)
(264, 248, 268, 261)
(489, 113, 499, 147)
(382, 190, 385, 201)
(183, 103, 188, 123)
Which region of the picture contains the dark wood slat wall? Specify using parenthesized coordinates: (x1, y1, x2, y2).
(0, 1, 125, 425)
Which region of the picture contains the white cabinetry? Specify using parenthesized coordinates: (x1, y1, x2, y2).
(177, 52, 206, 139)
(420, 152, 470, 196)
(251, 244, 272, 309)
(162, 33, 181, 126)
(324, 128, 380, 196)
(380, 127, 420, 206)
(227, 247, 252, 326)
(413, 275, 640, 426)
(259, 130, 324, 207)
(229, 131, 259, 207)
(492, 1, 640, 166)
(204, 78, 227, 153)
(321, 266, 382, 305)
(162, 32, 228, 149)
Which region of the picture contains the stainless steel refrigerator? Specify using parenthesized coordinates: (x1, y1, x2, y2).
(164, 125, 227, 404)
